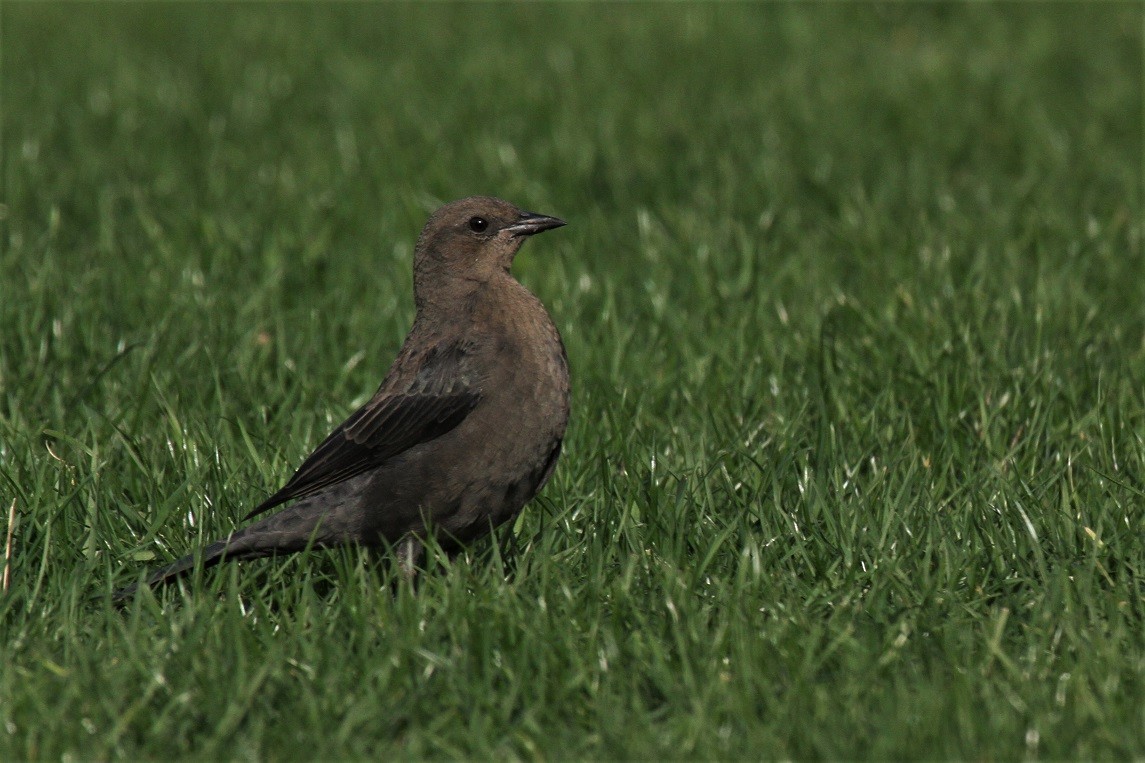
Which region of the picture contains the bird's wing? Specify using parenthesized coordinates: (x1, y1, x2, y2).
(243, 343, 481, 520)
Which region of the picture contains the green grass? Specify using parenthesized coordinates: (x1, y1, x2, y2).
(2, 3, 1143, 759)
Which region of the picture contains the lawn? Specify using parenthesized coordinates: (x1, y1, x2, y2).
(2, 3, 1143, 759)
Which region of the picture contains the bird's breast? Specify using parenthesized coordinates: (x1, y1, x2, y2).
(469, 285, 570, 439)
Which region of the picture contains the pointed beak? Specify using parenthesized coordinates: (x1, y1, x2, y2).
(505, 211, 567, 238)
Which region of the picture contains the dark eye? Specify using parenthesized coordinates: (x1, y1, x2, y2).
(468, 216, 489, 233)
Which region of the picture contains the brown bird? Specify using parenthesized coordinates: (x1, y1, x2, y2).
(118, 196, 569, 598)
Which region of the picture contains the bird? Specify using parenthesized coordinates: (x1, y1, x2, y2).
(117, 196, 569, 599)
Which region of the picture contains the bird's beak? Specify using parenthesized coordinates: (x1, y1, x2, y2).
(505, 211, 567, 237)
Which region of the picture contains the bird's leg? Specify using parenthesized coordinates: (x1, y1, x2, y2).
(396, 535, 423, 581)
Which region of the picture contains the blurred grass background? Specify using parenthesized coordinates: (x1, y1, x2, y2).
(1, 3, 1143, 759)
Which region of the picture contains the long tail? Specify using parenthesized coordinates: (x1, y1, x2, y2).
(113, 501, 355, 602)
(112, 537, 239, 602)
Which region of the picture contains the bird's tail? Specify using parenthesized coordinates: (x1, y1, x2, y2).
(112, 502, 350, 602)
(112, 537, 235, 602)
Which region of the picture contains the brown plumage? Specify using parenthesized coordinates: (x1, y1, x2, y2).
(118, 197, 568, 598)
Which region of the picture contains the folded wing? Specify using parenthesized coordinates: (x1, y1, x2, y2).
(243, 343, 481, 520)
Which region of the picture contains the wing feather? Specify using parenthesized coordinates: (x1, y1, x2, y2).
(242, 343, 480, 520)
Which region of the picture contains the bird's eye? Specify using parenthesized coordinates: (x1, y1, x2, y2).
(468, 216, 489, 233)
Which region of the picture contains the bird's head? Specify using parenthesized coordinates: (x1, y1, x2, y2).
(413, 196, 565, 304)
